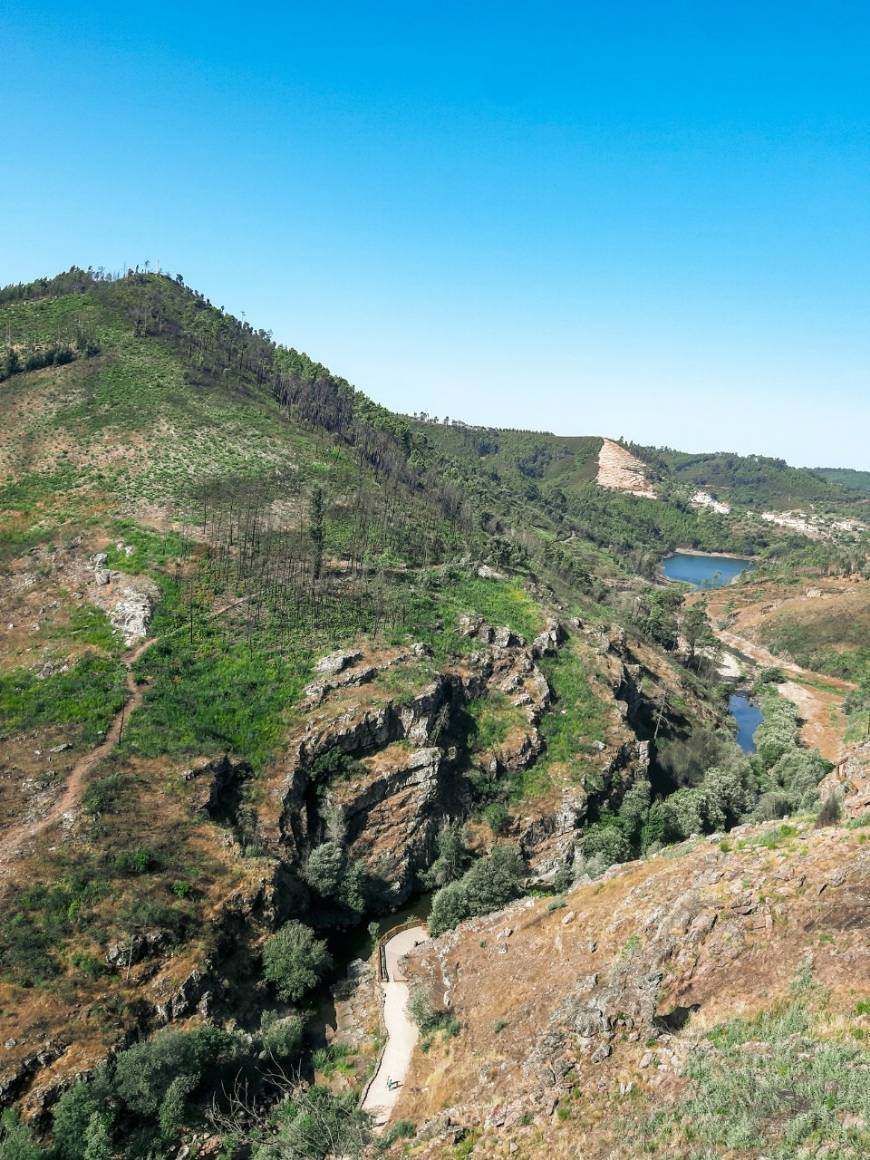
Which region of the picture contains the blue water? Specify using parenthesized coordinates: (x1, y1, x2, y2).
(729, 692, 763, 754)
(662, 552, 753, 589)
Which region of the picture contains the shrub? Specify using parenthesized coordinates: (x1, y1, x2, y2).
(428, 881, 469, 937)
(482, 801, 510, 836)
(0, 655, 127, 744)
(308, 748, 363, 785)
(408, 986, 437, 1029)
(382, 1120, 415, 1144)
(82, 774, 124, 817)
(262, 920, 332, 1003)
(259, 1011, 305, 1061)
(251, 1086, 370, 1160)
(113, 1025, 240, 1117)
(815, 793, 843, 827)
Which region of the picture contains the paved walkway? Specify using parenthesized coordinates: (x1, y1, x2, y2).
(362, 925, 428, 1128)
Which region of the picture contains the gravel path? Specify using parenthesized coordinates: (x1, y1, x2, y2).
(362, 925, 428, 1129)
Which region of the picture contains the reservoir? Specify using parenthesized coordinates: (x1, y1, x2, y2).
(729, 692, 763, 754)
(662, 551, 753, 589)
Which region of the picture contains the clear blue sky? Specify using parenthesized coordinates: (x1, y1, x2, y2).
(3, 1, 869, 468)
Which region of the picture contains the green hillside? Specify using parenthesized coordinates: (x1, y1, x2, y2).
(630, 442, 854, 510)
(0, 269, 864, 1160)
(814, 466, 870, 496)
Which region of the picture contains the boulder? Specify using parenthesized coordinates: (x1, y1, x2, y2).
(314, 649, 362, 677)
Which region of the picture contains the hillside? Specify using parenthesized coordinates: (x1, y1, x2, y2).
(0, 269, 867, 1160)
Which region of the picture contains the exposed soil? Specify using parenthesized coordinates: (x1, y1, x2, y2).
(596, 439, 656, 499)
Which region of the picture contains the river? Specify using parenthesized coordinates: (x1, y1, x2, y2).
(662, 552, 761, 750)
(728, 692, 763, 754)
(662, 551, 753, 589)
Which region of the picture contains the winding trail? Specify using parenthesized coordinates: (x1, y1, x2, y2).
(0, 637, 156, 878)
(362, 925, 428, 1129)
(0, 593, 254, 883)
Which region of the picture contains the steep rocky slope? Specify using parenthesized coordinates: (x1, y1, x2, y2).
(390, 752, 870, 1158)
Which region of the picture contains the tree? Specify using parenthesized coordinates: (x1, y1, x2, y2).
(262, 921, 332, 1003)
(422, 823, 472, 888)
(309, 486, 325, 580)
(113, 1026, 238, 1117)
(0, 1110, 44, 1160)
(52, 1084, 100, 1160)
(302, 842, 366, 913)
(82, 1114, 113, 1160)
(462, 843, 522, 915)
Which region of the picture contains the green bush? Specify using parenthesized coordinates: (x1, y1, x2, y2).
(262, 920, 332, 1003)
(113, 1025, 240, 1117)
(0, 655, 127, 744)
(428, 845, 522, 936)
(251, 1086, 370, 1159)
(482, 801, 510, 836)
(259, 1011, 305, 1061)
(82, 773, 125, 816)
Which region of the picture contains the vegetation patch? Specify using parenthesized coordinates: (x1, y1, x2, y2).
(0, 654, 127, 744)
(644, 1000, 869, 1158)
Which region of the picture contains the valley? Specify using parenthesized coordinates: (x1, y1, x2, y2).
(0, 269, 867, 1160)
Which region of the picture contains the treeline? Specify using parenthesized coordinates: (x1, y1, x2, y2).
(629, 441, 852, 511)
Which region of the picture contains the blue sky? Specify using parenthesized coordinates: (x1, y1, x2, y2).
(3, 1, 869, 468)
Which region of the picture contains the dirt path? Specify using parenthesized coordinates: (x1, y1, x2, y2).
(0, 593, 254, 882)
(0, 637, 156, 876)
(362, 925, 428, 1129)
